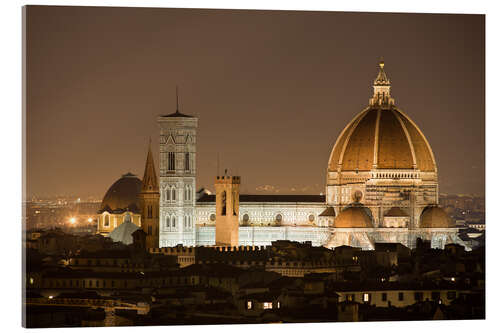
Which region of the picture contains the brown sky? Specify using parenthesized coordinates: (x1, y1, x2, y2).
(25, 6, 485, 198)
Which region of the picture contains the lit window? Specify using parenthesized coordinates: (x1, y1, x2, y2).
(246, 301, 253, 310)
(263, 302, 273, 309)
(363, 293, 370, 302)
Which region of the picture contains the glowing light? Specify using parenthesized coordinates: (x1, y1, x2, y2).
(87, 218, 93, 223)
(48, 295, 54, 299)
(69, 217, 76, 224)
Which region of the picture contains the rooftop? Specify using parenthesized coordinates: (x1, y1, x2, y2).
(197, 194, 325, 203)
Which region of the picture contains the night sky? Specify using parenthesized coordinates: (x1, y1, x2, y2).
(25, 6, 485, 198)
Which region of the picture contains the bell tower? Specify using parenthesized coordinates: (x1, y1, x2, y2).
(215, 173, 240, 247)
(139, 140, 160, 249)
(158, 88, 198, 247)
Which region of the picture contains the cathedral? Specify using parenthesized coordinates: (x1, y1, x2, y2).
(96, 61, 464, 250)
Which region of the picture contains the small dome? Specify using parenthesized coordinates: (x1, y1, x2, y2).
(108, 218, 140, 245)
(385, 207, 409, 217)
(420, 206, 455, 228)
(319, 207, 336, 217)
(99, 173, 142, 214)
(335, 206, 373, 228)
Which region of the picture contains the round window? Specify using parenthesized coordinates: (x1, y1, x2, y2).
(209, 214, 216, 222)
(353, 190, 363, 202)
(275, 214, 283, 223)
(243, 214, 249, 223)
(308, 214, 315, 222)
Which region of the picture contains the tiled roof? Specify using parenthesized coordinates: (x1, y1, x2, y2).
(197, 194, 325, 203)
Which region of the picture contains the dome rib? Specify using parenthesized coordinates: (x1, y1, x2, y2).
(328, 107, 370, 172)
(372, 109, 381, 168)
(341, 109, 378, 171)
(377, 109, 413, 169)
(396, 109, 437, 172)
(392, 109, 417, 169)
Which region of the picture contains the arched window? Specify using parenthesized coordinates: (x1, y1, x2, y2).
(172, 216, 176, 228)
(172, 187, 176, 201)
(185, 152, 190, 171)
(221, 191, 227, 215)
(168, 152, 175, 171)
(166, 216, 170, 228)
(147, 205, 152, 219)
(166, 187, 171, 201)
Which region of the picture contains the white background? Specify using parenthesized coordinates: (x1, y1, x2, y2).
(1, 0, 497, 332)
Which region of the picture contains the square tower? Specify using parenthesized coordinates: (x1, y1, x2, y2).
(157, 109, 198, 247)
(215, 175, 240, 247)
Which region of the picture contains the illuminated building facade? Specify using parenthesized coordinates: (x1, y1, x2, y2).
(157, 98, 198, 247)
(99, 61, 464, 250)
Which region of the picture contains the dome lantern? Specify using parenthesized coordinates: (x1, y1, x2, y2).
(370, 59, 395, 107)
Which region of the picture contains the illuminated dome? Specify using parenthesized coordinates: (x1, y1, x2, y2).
(335, 206, 373, 228)
(385, 207, 409, 217)
(328, 62, 437, 173)
(99, 172, 142, 214)
(420, 206, 455, 228)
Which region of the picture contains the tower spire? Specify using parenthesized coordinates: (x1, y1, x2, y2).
(141, 140, 159, 192)
(176, 85, 179, 113)
(369, 58, 395, 107)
